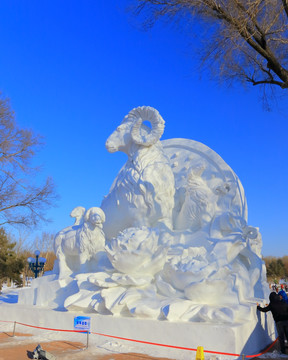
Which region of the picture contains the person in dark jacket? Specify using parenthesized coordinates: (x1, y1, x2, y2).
(278, 285, 288, 304)
(257, 292, 288, 354)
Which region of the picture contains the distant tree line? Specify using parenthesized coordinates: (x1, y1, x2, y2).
(0, 227, 56, 291)
(263, 256, 288, 283)
(0, 228, 24, 290)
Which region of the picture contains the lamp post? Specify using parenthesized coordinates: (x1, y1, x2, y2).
(27, 250, 46, 278)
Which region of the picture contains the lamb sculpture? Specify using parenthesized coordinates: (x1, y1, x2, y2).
(54, 207, 106, 278)
(101, 106, 175, 240)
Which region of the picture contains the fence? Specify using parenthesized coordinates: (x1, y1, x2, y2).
(0, 319, 278, 359)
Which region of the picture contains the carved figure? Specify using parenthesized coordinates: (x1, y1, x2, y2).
(70, 206, 85, 225)
(105, 226, 167, 277)
(101, 106, 175, 240)
(54, 207, 106, 278)
(174, 166, 220, 231)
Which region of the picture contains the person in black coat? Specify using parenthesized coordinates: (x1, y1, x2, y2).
(257, 292, 288, 354)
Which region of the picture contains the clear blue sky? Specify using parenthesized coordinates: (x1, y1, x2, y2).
(0, 1, 287, 257)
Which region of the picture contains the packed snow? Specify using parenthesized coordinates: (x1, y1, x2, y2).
(0, 286, 285, 360)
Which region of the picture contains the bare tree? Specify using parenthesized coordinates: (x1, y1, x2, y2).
(134, 0, 288, 91)
(34, 231, 55, 254)
(9, 230, 56, 285)
(0, 93, 57, 228)
(31, 232, 56, 274)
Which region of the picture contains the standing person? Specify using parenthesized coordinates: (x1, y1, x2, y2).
(257, 292, 288, 354)
(278, 285, 288, 304)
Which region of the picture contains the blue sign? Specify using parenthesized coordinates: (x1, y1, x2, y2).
(74, 316, 91, 331)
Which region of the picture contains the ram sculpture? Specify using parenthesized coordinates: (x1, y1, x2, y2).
(101, 106, 175, 240)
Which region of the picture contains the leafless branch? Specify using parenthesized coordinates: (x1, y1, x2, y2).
(0, 93, 57, 229)
(134, 0, 288, 96)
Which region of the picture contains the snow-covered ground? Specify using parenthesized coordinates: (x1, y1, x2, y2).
(0, 285, 19, 304)
(0, 286, 286, 360)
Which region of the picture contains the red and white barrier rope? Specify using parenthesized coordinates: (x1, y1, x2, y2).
(0, 319, 278, 359)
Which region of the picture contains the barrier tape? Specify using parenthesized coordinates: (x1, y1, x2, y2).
(0, 319, 278, 358)
(0, 320, 14, 324)
(0, 320, 86, 334)
(91, 331, 241, 357)
(245, 337, 279, 358)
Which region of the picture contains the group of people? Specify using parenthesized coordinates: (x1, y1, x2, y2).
(271, 283, 288, 293)
(257, 284, 288, 354)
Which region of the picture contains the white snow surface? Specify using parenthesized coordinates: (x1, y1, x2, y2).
(0, 287, 282, 360)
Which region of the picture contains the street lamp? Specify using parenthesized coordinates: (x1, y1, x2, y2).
(27, 250, 47, 278)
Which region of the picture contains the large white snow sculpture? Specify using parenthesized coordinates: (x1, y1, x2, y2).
(101, 106, 175, 240)
(19, 106, 270, 328)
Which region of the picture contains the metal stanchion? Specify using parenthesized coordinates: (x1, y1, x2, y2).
(86, 330, 89, 349)
(12, 321, 16, 337)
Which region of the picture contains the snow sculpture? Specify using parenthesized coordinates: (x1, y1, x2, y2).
(70, 206, 85, 226)
(174, 165, 222, 231)
(54, 207, 106, 278)
(19, 106, 270, 329)
(106, 227, 167, 278)
(101, 106, 175, 240)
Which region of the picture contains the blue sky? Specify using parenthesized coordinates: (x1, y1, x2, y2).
(0, 1, 287, 257)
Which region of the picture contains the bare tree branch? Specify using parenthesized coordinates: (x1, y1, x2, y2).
(0, 93, 57, 229)
(133, 0, 288, 94)
(282, 0, 288, 18)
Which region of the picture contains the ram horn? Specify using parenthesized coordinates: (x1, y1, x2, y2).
(243, 226, 258, 240)
(129, 106, 165, 146)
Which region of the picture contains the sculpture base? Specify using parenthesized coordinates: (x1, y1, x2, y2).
(1, 301, 275, 359)
(18, 274, 78, 309)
